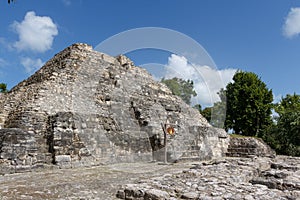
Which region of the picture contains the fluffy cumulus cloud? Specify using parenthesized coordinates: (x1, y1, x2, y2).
(20, 57, 44, 74)
(283, 7, 300, 38)
(12, 11, 58, 52)
(164, 54, 237, 107)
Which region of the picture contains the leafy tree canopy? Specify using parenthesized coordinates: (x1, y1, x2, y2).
(275, 93, 300, 114)
(224, 71, 273, 136)
(264, 94, 300, 156)
(193, 88, 226, 128)
(161, 77, 197, 105)
(0, 83, 8, 93)
(193, 104, 202, 112)
(200, 107, 211, 122)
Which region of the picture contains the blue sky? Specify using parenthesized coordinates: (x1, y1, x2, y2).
(1, 0, 300, 107)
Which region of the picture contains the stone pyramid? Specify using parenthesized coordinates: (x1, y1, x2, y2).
(0, 43, 228, 173)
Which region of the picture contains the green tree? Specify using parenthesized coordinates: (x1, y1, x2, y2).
(264, 94, 300, 156)
(193, 104, 212, 124)
(193, 104, 202, 112)
(0, 83, 8, 93)
(210, 101, 227, 128)
(195, 104, 225, 127)
(200, 107, 211, 122)
(224, 71, 273, 136)
(194, 89, 226, 128)
(195, 103, 226, 128)
(208, 89, 227, 128)
(161, 77, 197, 105)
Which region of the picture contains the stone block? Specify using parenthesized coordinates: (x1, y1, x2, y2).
(144, 189, 170, 200)
(55, 155, 71, 163)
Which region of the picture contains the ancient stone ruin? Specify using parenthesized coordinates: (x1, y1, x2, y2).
(1, 43, 296, 200)
(0, 43, 231, 174)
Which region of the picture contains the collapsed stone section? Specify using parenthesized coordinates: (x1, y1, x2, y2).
(0, 43, 229, 172)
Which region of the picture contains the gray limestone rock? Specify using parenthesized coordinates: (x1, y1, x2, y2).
(144, 189, 170, 200)
(181, 191, 199, 199)
(0, 43, 229, 172)
(116, 156, 300, 200)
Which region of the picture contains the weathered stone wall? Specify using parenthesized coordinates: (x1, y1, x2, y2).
(226, 136, 276, 158)
(49, 112, 153, 168)
(0, 93, 7, 129)
(0, 43, 229, 172)
(0, 128, 52, 174)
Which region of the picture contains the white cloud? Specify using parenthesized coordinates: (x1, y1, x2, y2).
(12, 11, 58, 52)
(164, 54, 237, 107)
(283, 7, 300, 38)
(21, 57, 44, 74)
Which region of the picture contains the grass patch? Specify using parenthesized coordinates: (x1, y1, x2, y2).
(229, 134, 259, 139)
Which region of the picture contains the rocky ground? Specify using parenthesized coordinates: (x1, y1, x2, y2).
(0, 156, 299, 200)
(117, 156, 300, 200)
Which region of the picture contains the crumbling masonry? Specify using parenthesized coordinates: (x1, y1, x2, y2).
(0, 43, 231, 174)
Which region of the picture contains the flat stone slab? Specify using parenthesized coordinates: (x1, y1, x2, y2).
(0, 156, 299, 200)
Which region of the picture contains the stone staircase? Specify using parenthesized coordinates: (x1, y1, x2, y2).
(178, 145, 202, 162)
(226, 136, 275, 158)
